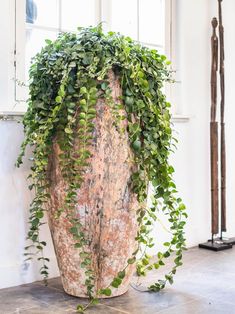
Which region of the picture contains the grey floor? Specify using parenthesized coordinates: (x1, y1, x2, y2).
(1, 246, 235, 314)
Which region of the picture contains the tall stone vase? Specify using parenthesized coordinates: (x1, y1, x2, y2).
(46, 71, 138, 298)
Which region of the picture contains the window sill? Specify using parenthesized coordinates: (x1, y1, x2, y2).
(0, 112, 191, 123)
(0, 111, 24, 121)
(172, 115, 191, 123)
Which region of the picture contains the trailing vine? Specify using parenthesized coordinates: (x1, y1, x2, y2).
(17, 26, 187, 312)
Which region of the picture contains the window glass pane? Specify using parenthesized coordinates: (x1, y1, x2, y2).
(26, 0, 58, 28)
(25, 28, 57, 80)
(139, 0, 165, 46)
(109, 0, 138, 40)
(61, 0, 97, 31)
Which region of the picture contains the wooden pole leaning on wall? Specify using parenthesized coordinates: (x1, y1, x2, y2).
(200, 0, 235, 251)
(199, 15, 231, 251)
(210, 17, 219, 238)
(218, 0, 226, 235)
(216, 0, 235, 245)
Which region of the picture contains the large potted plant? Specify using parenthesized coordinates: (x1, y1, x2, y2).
(17, 26, 187, 312)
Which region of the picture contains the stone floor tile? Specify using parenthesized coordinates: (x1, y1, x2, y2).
(100, 286, 196, 314)
(0, 283, 49, 313)
(157, 298, 235, 314)
(38, 277, 64, 292)
(10, 304, 127, 314)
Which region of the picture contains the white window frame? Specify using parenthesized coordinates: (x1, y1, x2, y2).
(165, 0, 178, 115)
(0, 0, 17, 115)
(0, 0, 175, 116)
(15, 0, 102, 110)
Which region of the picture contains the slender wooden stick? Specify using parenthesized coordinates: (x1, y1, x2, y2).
(218, 0, 226, 233)
(210, 18, 219, 236)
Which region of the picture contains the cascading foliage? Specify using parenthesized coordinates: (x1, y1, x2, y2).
(17, 26, 187, 313)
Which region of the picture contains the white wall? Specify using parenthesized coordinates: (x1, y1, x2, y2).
(0, 122, 59, 289)
(172, 0, 235, 247)
(1, 0, 235, 289)
(171, 0, 211, 247)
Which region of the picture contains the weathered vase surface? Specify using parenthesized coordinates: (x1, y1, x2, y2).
(47, 71, 138, 298)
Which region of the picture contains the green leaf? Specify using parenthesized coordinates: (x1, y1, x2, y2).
(74, 243, 82, 248)
(79, 112, 86, 119)
(91, 298, 99, 305)
(55, 96, 62, 103)
(82, 54, 93, 65)
(168, 166, 175, 174)
(163, 251, 170, 258)
(118, 270, 126, 279)
(79, 252, 89, 258)
(65, 127, 73, 134)
(80, 87, 87, 94)
(142, 258, 149, 266)
(132, 140, 141, 151)
(69, 61, 76, 68)
(69, 227, 78, 234)
(45, 39, 52, 45)
(111, 277, 122, 288)
(101, 82, 108, 90)
(77, 304, 85, 313)
(36, 211, 44, 219)
(79, 119, 86, 126)
(32, 218, 39, 227)
(154, 263, 159, 269)
(163, 242, 170, 247)
(88, 108, 96, 114)
(80, 99, 87, 106)
(127, 257, 136, 264)
(100, 288, 112, 296)
(125, 96, 134, 106)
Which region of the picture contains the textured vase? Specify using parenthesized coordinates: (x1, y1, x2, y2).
(46, 71, 138, 298)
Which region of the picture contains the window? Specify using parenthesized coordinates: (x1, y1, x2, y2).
(103, 0, 165, 52)
(24, 0, 100, 82)
(1, 0, 172, 114)
(15, 0, 100, 106)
